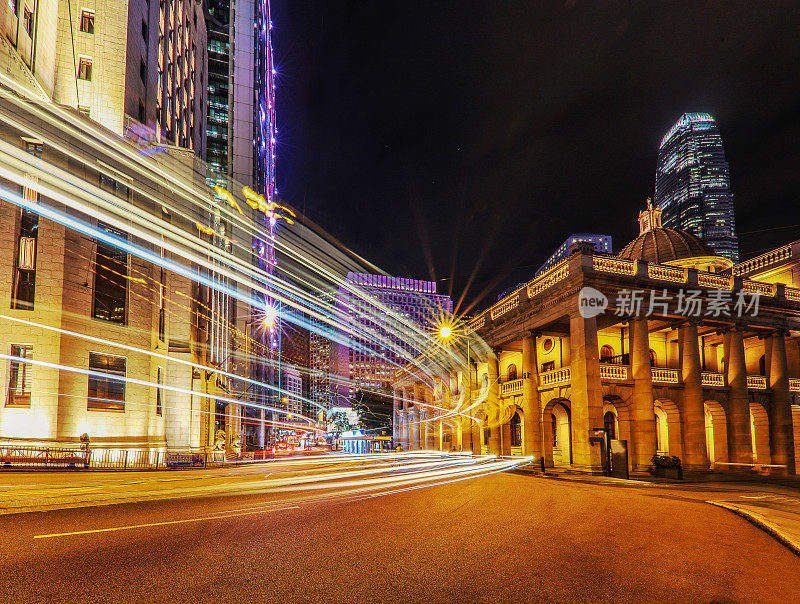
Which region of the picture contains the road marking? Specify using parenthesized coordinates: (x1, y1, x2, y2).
(33, 505, 299, 539)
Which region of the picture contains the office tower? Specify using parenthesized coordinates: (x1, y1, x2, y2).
(334, 273, 453, 397)
(654, 112, 739, 263)
(535, 234, 613, 276)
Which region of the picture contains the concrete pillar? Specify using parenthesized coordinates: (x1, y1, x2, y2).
(679, 323, 708, 469)
(569, 314, 604, 472)
(414, 383, 426, 450)
(629, 316, 656, 470)
(486, 355, 501, 456)
(521, 333, 543, 460)
(768, 332, 796, 474)
(725, 328, 752, 464)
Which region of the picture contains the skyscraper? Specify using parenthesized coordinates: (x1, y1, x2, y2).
(535, 233, 613, 276)
(654, 112, 739, 263)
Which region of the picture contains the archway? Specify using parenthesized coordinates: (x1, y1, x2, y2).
(600, 345, 614, 363)
(603, 410, 617, 439)
(704, 401, 728, 468)
(507, 364, 518, 381)
(654, 406, 669, 454)
(750, 402, 771, 464)
(654, 398, 683, 459)
(551, 402, 572, 467)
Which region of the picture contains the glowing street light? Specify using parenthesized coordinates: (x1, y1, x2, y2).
(263, 304, 278, 329)
(438, 325, 452, 340)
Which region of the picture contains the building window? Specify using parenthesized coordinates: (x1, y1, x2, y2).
(77, 105, 91, 117)
(87, 352, 126, 411)
(541, 361, 555, 373)
(92, 222, 127, 324)
(6, 344, 32, 407)
(77, 57, 93, 81)
(23, 5, 33, 37)
(158, 265, 166, 341)
(99, 173, 129, 200)
(156, 367, 163, 416)
(12, 208, 39, 310)
(79, 9, 94, 34)
(507, 364, 517, 381)
(649, 349, 657, 367)
(600, 345, 614, 362)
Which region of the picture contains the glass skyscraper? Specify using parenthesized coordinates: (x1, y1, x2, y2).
(654, 113, 739, 263)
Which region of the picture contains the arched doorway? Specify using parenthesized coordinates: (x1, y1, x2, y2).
(704, 401, 728, 468)
(603, 411, 617, 439)
(551, 402, 571, 466)
(507, 364, 518, 381)
(600, 345, 614, 363)
(654, 405, 669, 454)
(750, 402, 771, 464)
(510, 411, 522, 454)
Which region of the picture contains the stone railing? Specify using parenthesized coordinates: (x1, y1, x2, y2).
(539, 367, 571, 387)
(701, 372, 725, 387)
(697, 273, 732, 289)
(785, 288, 800, 303)
(600, 364, 628, 380)
(733, 244, 792, 276)
(466, 313, 485, 333)
(747, 375, 767, 390)
(651, 368, 679, 384)
(527, 260, 569, 298)
(742, 279, 774, 297)
(790, 378, 800, 392)
(647, 264, 686, 283)
(500, 378, 524, 397)
(593, 256, 636, 276)
(491, 293, 520, 320)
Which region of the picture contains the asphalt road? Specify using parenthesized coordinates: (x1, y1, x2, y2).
(2, 467, 799, 603)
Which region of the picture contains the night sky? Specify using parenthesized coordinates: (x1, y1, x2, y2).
(273, 1, 800, 314)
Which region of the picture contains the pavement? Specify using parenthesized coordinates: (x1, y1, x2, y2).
(1, 461, 799, 602)
(520, 468, 800, 556)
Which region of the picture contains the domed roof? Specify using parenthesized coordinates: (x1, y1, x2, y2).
(617, 227, 715, 264)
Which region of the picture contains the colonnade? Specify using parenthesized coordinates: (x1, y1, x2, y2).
(394, 314, 797, 475)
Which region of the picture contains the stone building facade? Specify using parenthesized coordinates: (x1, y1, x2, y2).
(395, 206, 800, 476)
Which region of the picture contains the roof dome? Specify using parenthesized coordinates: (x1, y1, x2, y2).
(617, 227, 715, 264)
(616, 198, 716, 264)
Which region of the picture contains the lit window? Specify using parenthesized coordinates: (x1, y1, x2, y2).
(156, 367, 163, 416)
(87, 352, 126, 411)
(77, 57, 93, 81)
(6, 344, 32, 407)
(79, 10, 94, 34)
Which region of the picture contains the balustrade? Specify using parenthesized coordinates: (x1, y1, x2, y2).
(593, 256, 636, 275)
(701, 372, 725, 387)
(746, 375, 767, 390)
(647, 264, 686, 283)
(741, 280, 774, 296)
(651, 367, 679, 384)
(491, 294, 520, 320)
(785, 288, 800, 303)
(789, 378, 800, 393)
(599, 364, 628, 380)
(500, 378, 524, 397)
(539, 367, 571, 387)
(527, 260, 569, 298)
(697, 273, 731, 289)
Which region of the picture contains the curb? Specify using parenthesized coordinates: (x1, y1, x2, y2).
(706, 500, 800, 558)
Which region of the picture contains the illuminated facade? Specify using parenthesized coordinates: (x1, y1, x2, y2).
(536, 234, 612, 276)
(335, 273, 453, 398)
(655, 113, 739, 263)
(395, 206, 799, 476)
(51, 0, 207, 154)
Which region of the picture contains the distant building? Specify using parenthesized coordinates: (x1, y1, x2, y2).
(333, 273, 453, 397)
(654, 112, 739, 263)
(281, 365, 303, 419)
(536, 234, 612, 276)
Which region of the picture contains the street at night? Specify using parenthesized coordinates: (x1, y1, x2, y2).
(2, 460, 800, 602)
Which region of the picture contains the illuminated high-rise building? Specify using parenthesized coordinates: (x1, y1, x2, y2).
(334, 273, 453, 397)
(654, 113, 739, 263)
(535, 234, 612, 276)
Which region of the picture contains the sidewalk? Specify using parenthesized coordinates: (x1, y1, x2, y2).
(529, 468, 800, 556)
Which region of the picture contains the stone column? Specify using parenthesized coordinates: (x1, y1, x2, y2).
(725, 328, 752, 464)
(393, 390, 400, 449)
(629, 316, 656, 470)
(471, 417, 482, 454)
(679, 323, 708, 469)
(415, 383, 427, 450)
(569, 313, 604, 472)
(521, 333, 543, 459)
(486, 354, 502, 456)
(410, 385, 420, 451)
(768, 332, 796, 474)
(402, 386, 410, 450)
